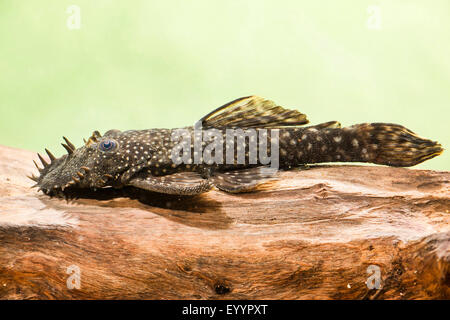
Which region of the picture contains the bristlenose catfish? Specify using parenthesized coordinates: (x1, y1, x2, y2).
(29, 96, 443, 196)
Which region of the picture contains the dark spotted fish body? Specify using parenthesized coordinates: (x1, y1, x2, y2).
(29, 96, 443, 196)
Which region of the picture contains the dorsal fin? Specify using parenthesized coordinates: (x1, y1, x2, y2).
(199, 96, 309, 128)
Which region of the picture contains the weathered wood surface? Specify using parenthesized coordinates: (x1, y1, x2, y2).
(0, 144, 448, 300)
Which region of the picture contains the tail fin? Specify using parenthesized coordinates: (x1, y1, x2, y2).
(352, 123, 443, 167)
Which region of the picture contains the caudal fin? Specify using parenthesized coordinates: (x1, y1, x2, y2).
(352, 123, 443, 167)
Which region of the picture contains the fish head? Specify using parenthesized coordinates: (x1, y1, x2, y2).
(31, 129, 156, 194)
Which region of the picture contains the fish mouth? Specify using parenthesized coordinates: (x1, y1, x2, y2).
(29, 134, 129, 195)
(28, 136, 101, 195)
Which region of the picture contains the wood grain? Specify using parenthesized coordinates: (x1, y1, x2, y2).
(0, 144, 448, 299)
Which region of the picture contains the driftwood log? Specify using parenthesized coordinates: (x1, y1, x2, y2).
(0, 144, 448, 300)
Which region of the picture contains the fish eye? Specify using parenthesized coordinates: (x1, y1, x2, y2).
(99, 139, 118, 152)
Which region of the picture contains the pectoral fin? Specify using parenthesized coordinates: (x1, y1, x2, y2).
(128, 172, 212, 195)
(211, 167, 279, 193)
(200, 96, 309, 129)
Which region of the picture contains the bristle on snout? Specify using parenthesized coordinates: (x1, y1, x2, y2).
(28, 135, 94, 195)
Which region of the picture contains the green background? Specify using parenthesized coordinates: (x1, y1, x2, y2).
(1, 0, 448, 170)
